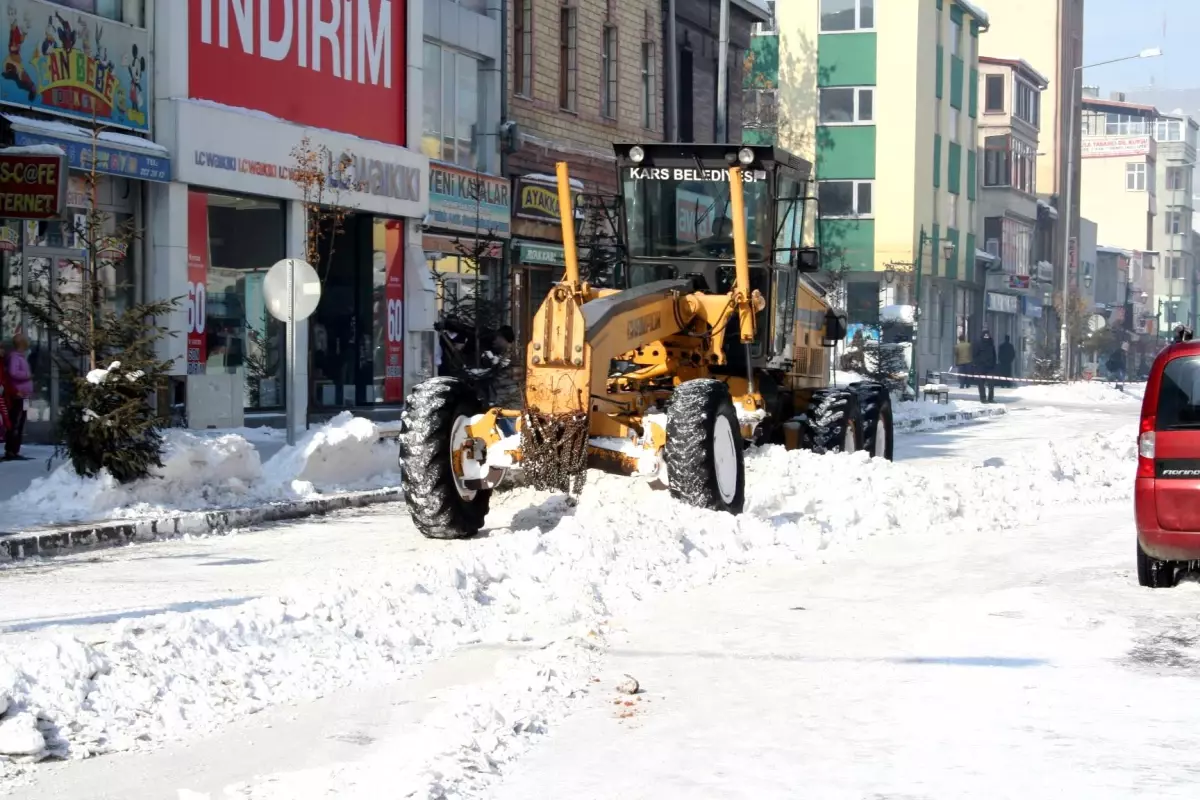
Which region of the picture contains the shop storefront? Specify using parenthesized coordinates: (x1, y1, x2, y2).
(985, 290, 1020, 352)
(0, 0, 169, 442)
(425, 162, 510, 324)
(151, 0, 429, 429)
(510, 173, 582, 344)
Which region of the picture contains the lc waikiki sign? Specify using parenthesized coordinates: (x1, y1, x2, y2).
(0, 0, 150, 131)
(189, 0, 406, 146)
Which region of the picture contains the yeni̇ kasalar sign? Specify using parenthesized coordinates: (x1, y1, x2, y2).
(0, 0, 150, 131)
(0, 150, 66, 219)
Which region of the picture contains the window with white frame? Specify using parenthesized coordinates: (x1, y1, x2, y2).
(949, 107, 960, 142)
(1126, 162, 1147, 191)
(947, 194, 959, 230)
(818, 87, 873, 124)
(1155, 119, 1183, 142)
(1167, 166, 1190, 193)
(983, 134, 1035, 193)
(1107, 113, 1150, 136)
(819, 0, 873, 32)
(950, 17, 961, 56)
(753, 0, 778, 34)
(819, 180, 873, 217)
(1167, 210, 1190, 234)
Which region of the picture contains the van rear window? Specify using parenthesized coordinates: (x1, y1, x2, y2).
(1157, 356, 1200, 429)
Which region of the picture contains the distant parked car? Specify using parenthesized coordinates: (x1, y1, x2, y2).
(1135, 338, 1200, 587)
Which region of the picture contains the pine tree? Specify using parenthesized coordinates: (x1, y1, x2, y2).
(10, 130, 178, 482)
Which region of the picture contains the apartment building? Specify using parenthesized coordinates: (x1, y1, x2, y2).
(775, 0, 990, 374)
(980, 0, 1084, 285)
(1080, 92, 1160, 342)
(1150, 112, 1198, 334)
(504, 0, 768, 344)
(976, 56, 1053, 376)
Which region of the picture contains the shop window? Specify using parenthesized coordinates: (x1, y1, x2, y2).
(48, 0, 144, 26)
(196, 191, 287, 411)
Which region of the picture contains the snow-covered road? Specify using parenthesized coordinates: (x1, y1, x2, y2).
(0, 385, 1145, 798)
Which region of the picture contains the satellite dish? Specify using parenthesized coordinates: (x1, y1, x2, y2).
(1087, 314, 1107, 332)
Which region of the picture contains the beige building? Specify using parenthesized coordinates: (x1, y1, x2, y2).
(976, 56, 1052, 375)
(979, 0, 1084, 280)
(1080, 94, 1158, 253)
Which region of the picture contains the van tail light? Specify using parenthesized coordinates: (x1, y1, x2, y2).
(1138, 415, 1156, 479)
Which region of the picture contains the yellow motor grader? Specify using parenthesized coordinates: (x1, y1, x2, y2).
(400, 143, 894, 539)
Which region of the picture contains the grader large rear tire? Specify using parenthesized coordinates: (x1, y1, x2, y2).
(399, 378, 492, 540)
(851, 381, 895, 461)
(802, 388, 864, 455)
(664, 379, 746, 514)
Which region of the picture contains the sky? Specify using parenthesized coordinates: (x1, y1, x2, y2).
(1084, 0, 1198, 92)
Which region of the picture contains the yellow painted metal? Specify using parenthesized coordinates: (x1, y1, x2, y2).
(727, 165, 758, 344)
(557, 161, 581, 288)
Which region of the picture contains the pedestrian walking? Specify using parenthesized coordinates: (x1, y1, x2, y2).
(972, 329, 998, 404)
(998, 334, 1016, 387)
(1107, 345, 1127, 391)
(4, 333, 31, 459)
(954, 335, 972, 388)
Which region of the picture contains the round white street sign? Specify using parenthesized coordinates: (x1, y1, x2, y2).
(264, 259, 322, 322)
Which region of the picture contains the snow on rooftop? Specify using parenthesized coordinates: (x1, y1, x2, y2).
(955, 0, 990, 26)
(0, 144, 64, 156)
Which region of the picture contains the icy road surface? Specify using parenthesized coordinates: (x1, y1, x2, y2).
(0, 388, 1146, 798)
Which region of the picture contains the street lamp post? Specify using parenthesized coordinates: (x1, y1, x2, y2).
(910, 227, 955, 392)
(1061, 47, 1162, 380)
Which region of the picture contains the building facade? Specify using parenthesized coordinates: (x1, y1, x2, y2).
(976, 56, 1052, 377)
(1149, 112, 1198, 336)
(979, 0, 1083, 295)
(422, 0, 510, 335)
(153, 0, 430, 431)
(776, 0, 990, 376)
(0, 0, 169, 442)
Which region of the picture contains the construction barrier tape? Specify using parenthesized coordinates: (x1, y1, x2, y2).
(933, 372, 1067, 385)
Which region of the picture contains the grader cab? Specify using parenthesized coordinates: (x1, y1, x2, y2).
(399, 143, 895, 540)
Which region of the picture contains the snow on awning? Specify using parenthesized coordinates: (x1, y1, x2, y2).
(521, 172, 585, 190)
(2, 113, 171, 182)
(975, 249, 999, 262)
(881, 304, 916, 324)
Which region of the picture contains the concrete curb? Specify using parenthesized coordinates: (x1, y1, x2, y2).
(896, 406, 1007, 430)
(0, 487, 403, 562)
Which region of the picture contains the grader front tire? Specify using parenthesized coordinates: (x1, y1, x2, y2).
(399, 378, 492, 540)
(664, 379, 746, 514)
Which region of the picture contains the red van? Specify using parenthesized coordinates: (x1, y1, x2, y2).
(1136, 339, 1200, 587)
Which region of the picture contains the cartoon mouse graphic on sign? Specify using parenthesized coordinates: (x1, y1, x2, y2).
(123, 43, 144, 115)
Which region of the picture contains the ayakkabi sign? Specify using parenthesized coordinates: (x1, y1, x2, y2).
(173, 99, 428, 218)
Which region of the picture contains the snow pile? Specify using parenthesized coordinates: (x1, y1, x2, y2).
(0, 413, 399, 529)
(0, 425, 1136, 789)
(1012, 381, 1140, 406)
(893, 397, 996, 428)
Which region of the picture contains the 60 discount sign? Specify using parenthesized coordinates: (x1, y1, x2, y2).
(382, 222, 405, 402)
(186, 192, 211, 373)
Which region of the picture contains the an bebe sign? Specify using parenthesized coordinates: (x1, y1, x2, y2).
(188, 0, 406, 145)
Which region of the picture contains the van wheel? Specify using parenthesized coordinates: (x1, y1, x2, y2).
(1137, 541, 1179, 588)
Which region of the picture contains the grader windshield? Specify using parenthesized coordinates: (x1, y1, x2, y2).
(620, 165, 771, 261)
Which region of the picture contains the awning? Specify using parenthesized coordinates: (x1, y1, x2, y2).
(3, 114, 171, 182)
